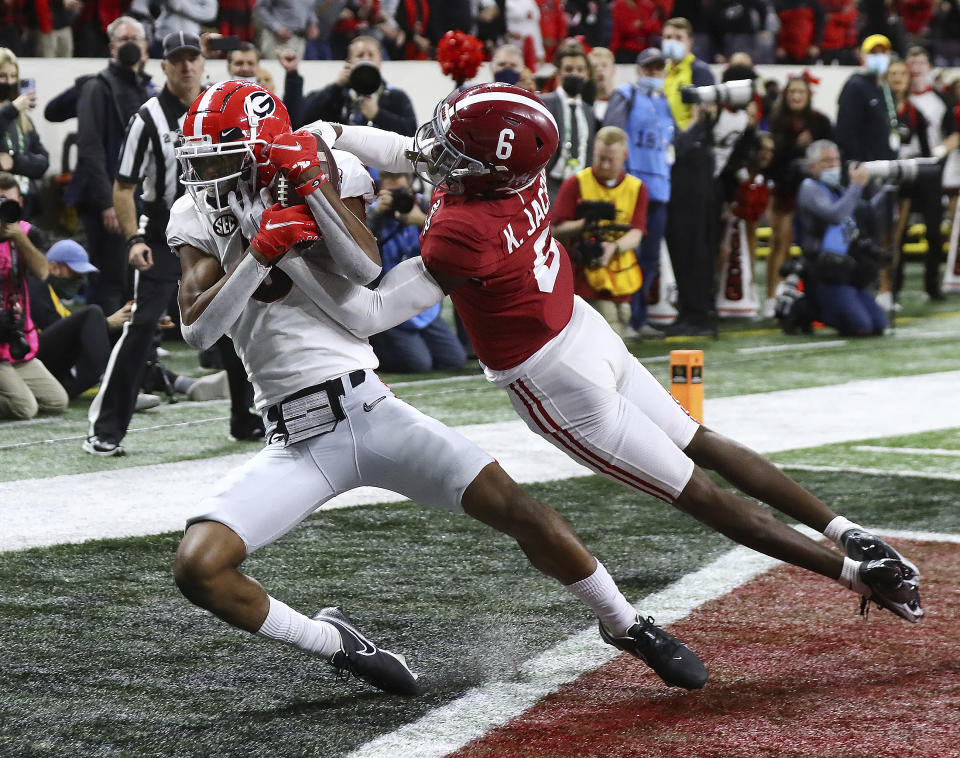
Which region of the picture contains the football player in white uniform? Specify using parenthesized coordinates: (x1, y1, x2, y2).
(167, 80, 710, 696)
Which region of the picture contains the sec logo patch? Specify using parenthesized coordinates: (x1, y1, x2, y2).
(213, 213, 238, 237)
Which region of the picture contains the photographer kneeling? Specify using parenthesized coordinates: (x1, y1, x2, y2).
(795, 140, 887, 336)
(0, 173, 67, 419)
(552, 126, 646, 338)
(366, 172, 467, 373)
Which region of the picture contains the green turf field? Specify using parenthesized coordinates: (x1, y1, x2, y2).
(2, 275, 959, 757)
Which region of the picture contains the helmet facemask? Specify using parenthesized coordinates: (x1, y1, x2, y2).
(412, 110, 491, 194)
(177, 134, 263, 212)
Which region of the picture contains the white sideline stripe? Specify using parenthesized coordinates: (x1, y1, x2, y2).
(780, 463, 960, 482)
(4, 370, 960, 552)
(347, 526, 821, 758)
(737, 340, 848, 354)
(853, 445, 960, 457)
(872, 528, 960, 544)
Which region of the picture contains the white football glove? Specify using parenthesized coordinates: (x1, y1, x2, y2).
(227, 184, 274, 241)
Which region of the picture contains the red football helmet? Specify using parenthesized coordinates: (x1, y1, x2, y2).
(412, 83, 559, 195)
(177, 80, 291, 211)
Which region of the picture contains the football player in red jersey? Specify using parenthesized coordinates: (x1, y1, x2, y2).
(169, 81, 711, 696)
(308, 83, 923, 627)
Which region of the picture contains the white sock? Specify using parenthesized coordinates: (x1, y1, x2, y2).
(823, 515, 860, 546)
(565, 561, 637, 637)
(838, 557, 869, 595)
(255, 596, 341, 658)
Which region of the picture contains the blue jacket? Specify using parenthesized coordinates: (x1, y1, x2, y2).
(604, 83, 675, 203)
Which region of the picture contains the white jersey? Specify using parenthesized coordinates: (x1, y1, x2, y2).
(167, 149, 378, 409)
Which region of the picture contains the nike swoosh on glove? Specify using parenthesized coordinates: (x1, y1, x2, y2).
(267, 129, 327, 187)
(251, 203, 321, 261)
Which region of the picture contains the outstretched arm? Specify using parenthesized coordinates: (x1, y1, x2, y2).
(307, 122, 417, 173)
(277, 255, 444, 337)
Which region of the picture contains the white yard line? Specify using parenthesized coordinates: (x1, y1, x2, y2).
(852, 445, 960, 457)
(3, 370, 960, 553)
(736, 340, 847, 354)
(345, 525, 955, 758)
(779, 463, 960, 481)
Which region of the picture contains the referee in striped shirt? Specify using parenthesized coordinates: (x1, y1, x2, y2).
(85, 32, 260, 455)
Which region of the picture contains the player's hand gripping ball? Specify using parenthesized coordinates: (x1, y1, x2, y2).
(267, 129, 327, 187)
(251, 204, 321, 261)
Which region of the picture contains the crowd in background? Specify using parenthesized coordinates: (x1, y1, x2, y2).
(1, 1, 960, 424)
(2, 0, 960, 67)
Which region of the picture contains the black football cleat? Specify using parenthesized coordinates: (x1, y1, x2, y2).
(315, 607, 421, 696)
(841, 528, 920, 583)
(858, 558, 924, 623)
(600, 615, 708, 690)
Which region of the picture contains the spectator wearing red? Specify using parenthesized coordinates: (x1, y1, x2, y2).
(386, 0, 430, 61)
(0, 0, 26, 54)
(820, 0, 859, 64)
(774, 0, 825, 63)
(537, 0, 567, 62)
(610, 0, 663, 64)
(75, 0, 130, 57)
(899, 0, 934, 40)
(218, 0, 256, 42)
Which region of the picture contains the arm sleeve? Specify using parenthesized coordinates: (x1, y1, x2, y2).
(282, 71, 305, 128)
(13, 124, 50, 179)
(332, 124, 416, 172)
(301, 186, 382, 284)
(276, 255, 443, 337)
(115, 111, 150, 185)
(43, 85, 79, 123)
(75, 78, 114, 211)
(552, 175, 580, 222)
(180, 253, 272, 350)
(372, 88, 418, 137)
(796, 178, 863, 224)
(603, 89, 630, 130)
(834, 81, 860, 163)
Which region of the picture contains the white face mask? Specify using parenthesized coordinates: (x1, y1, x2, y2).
(662, 39, 687, 61)
(820, 166, 842, 187)
(865, 53, 890, 76)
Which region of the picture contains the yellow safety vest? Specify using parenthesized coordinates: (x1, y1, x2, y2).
(575, 168, 643, 297)
(665, 53, 696, 130)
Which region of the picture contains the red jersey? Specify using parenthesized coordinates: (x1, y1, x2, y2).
(420, 172, 574, 371)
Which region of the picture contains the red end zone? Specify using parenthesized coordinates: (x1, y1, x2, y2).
(451, 540, 960, 758)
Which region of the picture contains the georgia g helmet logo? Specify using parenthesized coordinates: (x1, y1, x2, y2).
(244, 91, 276, 122)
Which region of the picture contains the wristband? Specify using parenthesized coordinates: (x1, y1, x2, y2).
(296, 172, 329, 197)
(126, 234, 146, 251)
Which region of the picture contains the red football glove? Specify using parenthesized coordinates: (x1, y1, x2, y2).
(251, 204, 320, 261)
(267, 129, 326, 186)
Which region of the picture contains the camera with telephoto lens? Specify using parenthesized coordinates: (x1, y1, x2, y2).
(858, 157, 942, 183)
(575, 200, 617, 267)
(389, 187, 415, 215)
(0, 304, 29, 360)
(681, 79, 755, 109)
(0, 197, 22, 224)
